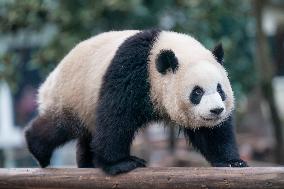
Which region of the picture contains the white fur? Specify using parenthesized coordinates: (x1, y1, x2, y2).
(188, 61, 227, 125)
(148, 31, 234, 128)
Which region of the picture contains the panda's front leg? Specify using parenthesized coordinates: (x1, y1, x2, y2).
(184, 116, 248, 167)
(91, 113, 146, 175)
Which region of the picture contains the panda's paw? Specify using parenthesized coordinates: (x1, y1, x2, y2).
(103, 156, 146, 175)
(228, 159, 248, 167)
(25, 129, 52, 168)
(212, 159, 248, 167)
(28, 142, 52, 168)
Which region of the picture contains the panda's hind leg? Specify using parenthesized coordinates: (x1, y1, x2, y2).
(25, 110, 83, 167)
(76, 131, 95, 168)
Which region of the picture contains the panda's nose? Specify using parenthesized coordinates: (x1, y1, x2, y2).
(210, 108, 224, 115)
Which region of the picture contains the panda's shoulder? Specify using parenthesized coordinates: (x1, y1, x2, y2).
(76, 30, 141, 49)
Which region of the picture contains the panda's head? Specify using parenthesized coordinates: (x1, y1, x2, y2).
(149, 31, 234, 128)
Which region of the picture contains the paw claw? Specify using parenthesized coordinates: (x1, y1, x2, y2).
(130, 156, 147, 165)
(212, 159, 248, 167)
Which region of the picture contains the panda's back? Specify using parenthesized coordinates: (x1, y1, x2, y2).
(37, 30, 140, 126)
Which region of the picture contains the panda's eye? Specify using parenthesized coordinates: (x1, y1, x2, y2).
(217, 83, 226, 101)
(190, 86, 204, 105)
(193, 87, 203, 95)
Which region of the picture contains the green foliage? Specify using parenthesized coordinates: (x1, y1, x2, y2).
(0, 0, 255, 98)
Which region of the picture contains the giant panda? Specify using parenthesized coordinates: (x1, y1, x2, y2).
(25, 29, 248, 175)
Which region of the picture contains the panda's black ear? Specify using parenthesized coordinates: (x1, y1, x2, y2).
(156, 49, 179, 74)
(212, 43, 224, 65)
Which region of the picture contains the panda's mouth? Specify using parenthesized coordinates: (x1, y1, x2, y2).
(201, 116, 220, 121)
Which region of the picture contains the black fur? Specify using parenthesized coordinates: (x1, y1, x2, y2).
(217, 83, 226, 101)
(91, 29, 160, 175)
(184, 116, 248, 167)
(25, 109, 89, 168)
(76, 131, 95, 168)
(190, 86, 205, 105)
(156, 49, 179, 74)
(212, 43, 224, 64)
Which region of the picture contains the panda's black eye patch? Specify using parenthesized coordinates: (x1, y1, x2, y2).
(217, 83, 226, 101)
(190, 86, 204, 105)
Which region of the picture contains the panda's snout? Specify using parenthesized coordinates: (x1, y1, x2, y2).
(210, 107, 224, 115)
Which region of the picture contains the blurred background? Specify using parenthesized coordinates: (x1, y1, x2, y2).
(0, 0, 283, 168)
